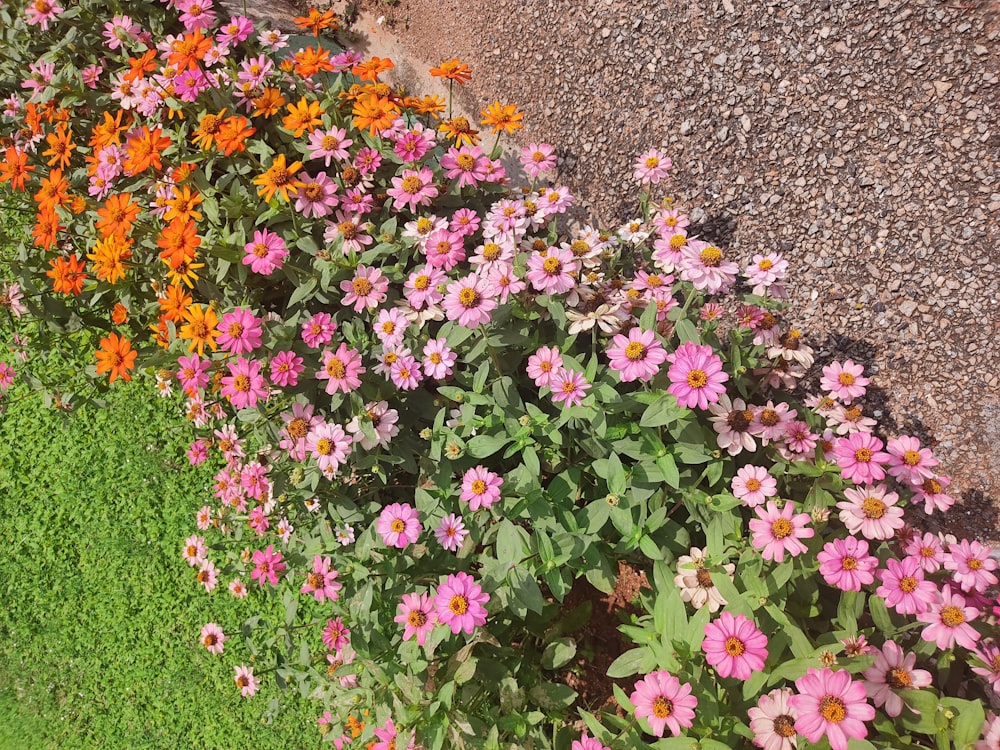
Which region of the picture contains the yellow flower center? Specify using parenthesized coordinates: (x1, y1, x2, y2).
(819, 695, 846, 723)
(624, 342, 646, 361)
(644, 156, 659, 168)
(744, 478, 761, 492)
(390, 519, 405, 533)
(456, 153, 475, 170)
(757, 259, 773, 271)
(887, 667, 911, 690)
(483, 243, 502, 261)
(724, 636, 746, 657)
(326, 357, 347, 379)
(854, 448, 872, 463)
(903, 450, 922, 467)
(771, 519, 793, 539)
(841, 556, 858, 570)
(471, 479, 487, 495)
(458, 288, 480, 308)
(862, 497, 886, 519)
(543, 257, 562, 274)
(232, 374, 251, 392)
(899, 576, 918, 593)
(652, 696, 673, 719)
(413, 274, 430, 290)
(401, 175, 422, 194)
(408, 610, 427, 627)
(700, 246, 722, 267)
(315, 438, 333, 455)
(838, 372, 856, 386)
(449, 595, 468, 615)
(687, 369, 708, 388)
(353, 277, 373, 296)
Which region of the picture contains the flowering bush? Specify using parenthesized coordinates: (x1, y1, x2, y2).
(2, 1, 1000, 749)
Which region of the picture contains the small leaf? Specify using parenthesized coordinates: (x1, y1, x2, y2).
(541, 638, 577, 670)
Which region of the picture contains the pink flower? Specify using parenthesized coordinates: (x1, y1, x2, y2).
(187, 439, 209, 466)
(749, 501, 814, 562)
(325, 212, 374, 255)
(307, 127, 352, 166)
(25, 0, 64, 29)
(520, 142, 557, 178)
(917, 584, 980, 650)
(422, 338, 456, 379)
(305, 422, 352, 476)
(819, 360, 869, 403)
(435, 572, 490, 634)
(200, 623, 226, 655)
(732, 465, 777, 507)
(404, 265, 446, 309)
(972, 642, 1000, 693)
(861, 641, 932, 717)
(886, 435, 939, 485)
(630, 671, 698, 738)
(242, 229, 288, 275)
(269, 350, 304, 387)
(744, 253, 789, 293)
(389, 355, 422, 390)
(527, 345, 564, 387)
(818, 537, 878, 591)
(377, 503, 422, 548)
(832, 432, 890, 485)
(572, 734, 610, 750)
(679, 240, 739, 294)
(176, 354, 212, 395)
(608, 328, 669, 384)
(550, 369, 590, 408)
(911, 474, 955, 514)
(301, 555, 343, 603)
(229, 578, 248, 598)
(702, 612, 768, 680)
(250, 545, 286, 587)
(748, 688, 798, 750)
(341, 265, 389, 312)
(633, 148, 672, 185)
(783, 421, 818, 456)
(435, 513, 469, 551)
(233, 665, 259, 698)
(387, 166, 439, 213)
(666, 340, 729, 407)
(525, 246, 579, 294)
(346, 401, 400, 450)
(946, 539, 999, 593)
(790, 668, 874, 750)
(979, 713, 1000, 750)
(424, 229, 467, 271)
(301, 312, 336, 348)
(196, 560, 218, 592)
(394, 592, 437, 645)
(709, 395, 757, 456)
(183, 534, 207, 566)
(322, 617, 350, 651)
(460, 466, 503, 511)
(876, 557, 938, 615)
(905, 532, 948, 574)
(293, 171, 339, 219)
(374, 307, 408, 346)
(217, 308, 263, 355)
(220, 358, 268, 410)
(443, 273, 498, 329)
(441, 144, 489, 187)
(317, 344, 365, 394)
(836, 484, 904, 541)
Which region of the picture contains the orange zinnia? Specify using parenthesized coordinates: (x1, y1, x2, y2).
(293, 46, 334, 79)
(351, 93, 399, 137)
(404, 94, 446, 120)
(157, 283, 193, 323)
(123, 126, 171, 176)
(480, 101, 524, 135)
(429, 58, 473, 85)
(111, 303, 129, 325)
(191, 109, 227, 150)
(150, 317, 172, 349)
(42, 123, 75, 168)
(253, 154, 303, 203)
(167, 258, 205, 289)
(0, 147, 34, 191)
(87, 235, 133, 284)
(251, 88, 285, 119)
(179, 304, 220, 356)
(96, 192, 141, 239)
(164, 185, 204, 224)
(168, 29, 212, 71)
(282, 97, 324, 138)
(352, 56, 394, 83)
(95, 332, 138, 384)
(293, 7, 339, 35)
(89, 110, 129, 148)
(32, 207, 62, 250)
(124, 49, 158, 83)
(438, 116, 481, 147)
(215, 115, 255, 156)
(157, 218, 201, 268)
(34, 168, 69, 211)
(46, 254, 87, 295)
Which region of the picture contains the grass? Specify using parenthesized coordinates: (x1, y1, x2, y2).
(0, 373, 319, 749)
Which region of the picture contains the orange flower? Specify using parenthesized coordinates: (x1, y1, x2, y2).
(294, 7, 339, 35)
(170, 162, 196, 184)
(179, 304, 220, 356)
(437, 116, 481, 147)
(351, 93, 399, 137)
(124, 49, 158, 83)
(46, 254, 87, 295)
(123, 126, 171, 176)
(87, 235, 133, 284)
(96, 192, 141, 239)
(282, 97, 324, 137)
(191, 109, 228, 150)
(352, 56, 394, 83)
(0, 147, 34, 191)
(157, 283, 192, 323)
(251, 88, 286, 118)
(429, 58, 473, 85)
(167, 258, 205, 289)
(157, 218, 201, 268)
(42, 123, 75, 168)
(404, 94, 446, 120)
(89, 110, 129, 148)
(95, 332, 137, 384)
(164, 185, 204, 224)
(111, 303, 129, 325)
(33, 168, 69, 211)
(150, 317, 172, 349)
(293, 46, 334, 79)
(253, 154, 303, 203)
(480, 101, 524, 135)
(215, 115, 256, 155)
(168, 30, 212, 71)
(32, 207, 62, 250)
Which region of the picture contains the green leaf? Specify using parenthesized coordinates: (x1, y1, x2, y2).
(454, 657, 478, 685)
(640, 394, 685, 428)
(541, 638, 577, 670)
(946, 697, 986, 747)
(472, 360, 490, 393)
(656, 454, 681, 489)
(674, 318, 701, 344)
(495, 520, 527, 564)
(467, 434, 511, 458)
(528, 682, 577, 711)
(606, 647, 654, 678)
(606, 452, 627, 495)
(287, 277, 318, 307)
(509, 565, 545, 614)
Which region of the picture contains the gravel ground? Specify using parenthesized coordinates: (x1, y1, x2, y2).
(244, 0, 1000, 539)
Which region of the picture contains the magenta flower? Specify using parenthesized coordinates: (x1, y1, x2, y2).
(435, 572, 490, 634)
(217, 308, 263, 355)
(389, 355, 422, 390)
(443, 273, 498, 329)
(817, 537, 878, 592)
(377, 503, 422, 549)
(340, 264, 389, 312)
(946, 539, 999, 592)
(233, 665, 259, 698)
(220, 358, 268, 410)
(242, 229, 288, 275)
(250, 545, 286, 587)
(607, 328, 669, 384)
(702, 612, 769, 680)
(836, 484, 904, 541)
(917, 584, 980, 650)
(269, 350, 304, 388)
(200, 622, 226, 655)
(460, 466, 503, 511)
(819, 359, 869, 403)
(176, 354, 212, 395)
(435, 513, 469, 552)
(317, 344, 365, 394)
(832, 432, 890, 485)
(551, 369, 590, 408)
(630, 670, 698, 737)
(790, 668, 874, 750)
(394, 592, 437, 646)
(885, 435, 939, 485)
(861, 641, 932, 717)
(527, 345, 564, 388)
(876, 557, 938, 615)
(732, 465, 777, 507)
(904, 532, 948, 574)
(571, 734, 610, 750)
(633, 148, 672, 185)
(441, 144, 489, 187)
(666, 340, 728, 407)
(387, 166, 438, 213)
(301, 555, 343, 603)
(322, 617, 350, 651)
(301, 312, 336, 348)
(748, 688, 798, 750)
(525, 246, 579, 294)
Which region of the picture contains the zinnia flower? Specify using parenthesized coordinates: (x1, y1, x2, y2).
(817, 537, 878, 592)
(861, 641, 932, 717)
(790, 668, 874, 750)
(435, 572, 490, 634)
(460, 466, 503, 511)
(702, 612, 769, 680)
(377, 503, 422, 548)
(607, 328, 668, 383)
(394, 592, 437, 645)
(748, 688, 798, 750)
(630, 671, 697, 737)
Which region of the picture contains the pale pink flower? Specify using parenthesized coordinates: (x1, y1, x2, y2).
(443, 273, 498, 329)
(388, 166, 438, 213)
(748, 688, 798, 750)
(744, 253, 789, 293)
(917, 584, 980, 650)
(389, 355, 422, 390)
(374, 307, 408, 347)
(885, 435, 939, 485)
(200, 623, 226, 655)
(666, 340, 728, 407)
(709, 395, 757, 456)
(183, 534, 207, 566)
(307, 127, 352, 166)
(608, 328, 668, 384)
(527, 346, 564, 388)
(946, 539, 999, 593)
(404, 265, 446, 309)
(630, 671, 697, 737)
(196, 559, 218, 592)
(749, 501, 814, 562)
(836, 484, 904, 541)
(422, 338, 456, 379)
(305, 422, 352, 476)
(461, 466, 503, 511)
(394, 592, 437, 645)
(820, 360, 869, 404)
(341, 265, 389, 312)
(752, 401, 796, 444)
(911, 474, 955, 514)
(526, 246, 579, 294)
(904, 532, 948, 574)
(233, 665, 259, 697)
(876, 556, 938, 615)
(441, 144, 489, 186)
(229, 578, 247, 598)
(293, 171, 339, 219)
(790, 668, 874, 750)
(732, 465, 777, 507)
(972, 642, 1000, 693)
(633, 148, 672, 185)
(680, 239, 739, 294)
(434, 513, 468, 552)
(862, 641, 932, 718)
(520, 142, 557, 178)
